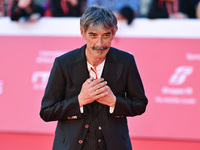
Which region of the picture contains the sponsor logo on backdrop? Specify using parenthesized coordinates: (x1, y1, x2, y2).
(168, 66, 193, 85)
(155, 66, 196, 105)
(0, 80, 4, 95)
(32, 71, 50, 90)
(186, 53, 200, 61)
(36, 50, 66, 64)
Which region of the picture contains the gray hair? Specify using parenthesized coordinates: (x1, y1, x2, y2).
(80, 5, 118, 33)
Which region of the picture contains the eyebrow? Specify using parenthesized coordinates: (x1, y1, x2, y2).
(88, 32, 111, 34)
(104, 32, 111, 34)
(88, 32, 96, 34)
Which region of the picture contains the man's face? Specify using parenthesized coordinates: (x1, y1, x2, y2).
(81, 25, 116, 61)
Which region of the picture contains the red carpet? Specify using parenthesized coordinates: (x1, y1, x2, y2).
(0, 132, 200, 150)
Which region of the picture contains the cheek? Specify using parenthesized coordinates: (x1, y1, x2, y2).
(86, 38, 95, 45)
(104, 39, 112, 45)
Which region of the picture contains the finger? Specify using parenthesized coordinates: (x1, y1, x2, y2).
(90, 78, 104, 87)
(93, 91, 108, 100)
(93, 85, 108, 96)
(83, 77, 94, 85)
(86, 85, 107, 100)
(87, 77, 94, 82)
(92, 81, 107, 91)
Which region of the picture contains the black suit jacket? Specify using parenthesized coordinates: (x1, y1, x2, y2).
(40, 45, 148, 150)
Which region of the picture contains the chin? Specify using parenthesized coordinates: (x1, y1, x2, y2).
(96, 51, 103, 54)
(94, 52, 106, 58)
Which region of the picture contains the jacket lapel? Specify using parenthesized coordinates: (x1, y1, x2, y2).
(102, 47, 123, 87)
(69, 45, 89, 87)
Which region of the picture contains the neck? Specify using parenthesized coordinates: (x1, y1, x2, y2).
(85, 48, 106, 67)
(87, 57, 105, 67)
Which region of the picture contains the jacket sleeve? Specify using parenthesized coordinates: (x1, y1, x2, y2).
(40, 58, 83, 122)
(111, 55, 148, 118)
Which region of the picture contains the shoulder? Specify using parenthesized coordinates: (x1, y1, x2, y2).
(109, 47, 135, 63)
(55, 45, 86, 64)
(110, 47, 133, 55)
(58, 49, 79, 59)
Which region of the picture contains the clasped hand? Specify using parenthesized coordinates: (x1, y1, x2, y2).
(78, 78, 116, 107)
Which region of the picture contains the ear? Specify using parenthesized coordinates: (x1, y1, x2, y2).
(80, 29, 86, 40)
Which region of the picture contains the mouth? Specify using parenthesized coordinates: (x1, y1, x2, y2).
(91, 46, 109, 50)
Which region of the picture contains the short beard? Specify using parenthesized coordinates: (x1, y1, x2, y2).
(91, 46, 109, 50)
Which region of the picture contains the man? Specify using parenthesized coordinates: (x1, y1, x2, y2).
(40, 5, 148, 150)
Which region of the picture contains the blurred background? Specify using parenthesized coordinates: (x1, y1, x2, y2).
(0, 0, 200, 149)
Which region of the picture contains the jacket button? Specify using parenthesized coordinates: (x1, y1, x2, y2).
(98, 126, 102, 130)
(79, 140, 83, 144)
(98, 139, 101, 143)
(85, 125, 89, 128)
(72, 115, 77, 119)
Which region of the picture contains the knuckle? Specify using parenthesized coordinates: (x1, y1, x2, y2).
(88, 88, 93, 92)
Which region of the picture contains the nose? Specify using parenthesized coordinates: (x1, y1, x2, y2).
(97, 37, 104, 47)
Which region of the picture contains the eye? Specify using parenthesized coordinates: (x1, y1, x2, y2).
(104, 34, 110, 38)
(90, 34, 97, 38)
